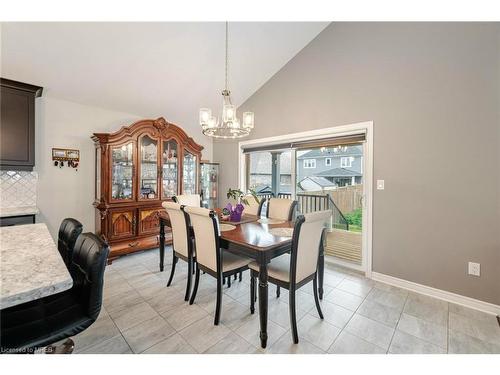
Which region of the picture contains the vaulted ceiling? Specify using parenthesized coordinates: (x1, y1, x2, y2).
(1, 22, 329, 129)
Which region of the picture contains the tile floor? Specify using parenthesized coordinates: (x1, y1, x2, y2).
(71, 248, 500, 354)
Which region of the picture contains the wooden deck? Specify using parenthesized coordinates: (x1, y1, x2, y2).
(324, 228, 362, 265)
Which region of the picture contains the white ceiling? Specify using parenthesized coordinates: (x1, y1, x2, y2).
(1, 22, 328, 128)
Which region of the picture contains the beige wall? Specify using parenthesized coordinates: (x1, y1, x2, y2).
(214, 23, 500, 305)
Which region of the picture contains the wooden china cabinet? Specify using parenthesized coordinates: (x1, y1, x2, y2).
(92, 117, 203, 262)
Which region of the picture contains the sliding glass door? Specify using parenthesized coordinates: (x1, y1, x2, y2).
(244, 138, 366, 270)
(296, 144, 364, 266)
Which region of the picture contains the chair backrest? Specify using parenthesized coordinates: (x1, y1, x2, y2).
(58, 218, 83, 267)
(70, 233, 109, 320)
(242, 194, 263, 216)
(162, 201, 190, 258)
(290, 210, 330, 284)
(267, 198, 297, 221)
(184, 206, 220, 273)
(173, 194, 201, 207)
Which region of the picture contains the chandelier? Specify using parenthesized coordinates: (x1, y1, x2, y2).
(199, 22, 254, 139)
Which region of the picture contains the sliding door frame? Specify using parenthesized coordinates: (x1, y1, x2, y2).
(238, 121, 374, 277)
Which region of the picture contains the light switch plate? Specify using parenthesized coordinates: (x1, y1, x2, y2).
(468, 262, 480, 277)
(377, 180, 385, 190)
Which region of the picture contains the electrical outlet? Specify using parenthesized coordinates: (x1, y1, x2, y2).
(377, 180, 385, 190)
(468, 262, 480, 277)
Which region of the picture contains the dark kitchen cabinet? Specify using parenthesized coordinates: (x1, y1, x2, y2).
(0, 78, 43, 171)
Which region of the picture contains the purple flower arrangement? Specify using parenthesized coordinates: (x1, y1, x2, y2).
(223, 203, 245, 222)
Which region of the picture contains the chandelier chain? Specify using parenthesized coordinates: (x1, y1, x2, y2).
(225, 21, 228, 91)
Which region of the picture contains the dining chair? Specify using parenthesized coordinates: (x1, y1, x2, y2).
(242, 194, 264, 217)
(249, 210, 330, 344)
(184, 206, 252, 325)
(172, 194, 201, 207)
(1, 233, 109, 353)
(266, 197, 298, 297)
(162, 201, 194, 301)
(266, 197, 298, 221)
(57, 218, 83, 268)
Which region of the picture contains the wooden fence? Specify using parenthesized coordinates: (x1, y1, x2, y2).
(328, 184, 363, 214)
(300, 185, 363, 214)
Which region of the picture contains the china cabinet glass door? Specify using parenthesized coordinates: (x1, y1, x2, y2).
(161, 139, 179, 199)
(182, 150, 197, 195)
(111, 142, 134, 201)
(139, 135, 158, 200)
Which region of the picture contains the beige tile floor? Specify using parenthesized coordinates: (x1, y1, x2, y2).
(71, 248, 500, 354)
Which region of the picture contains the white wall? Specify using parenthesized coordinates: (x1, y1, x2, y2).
(35, 96, 212, 239)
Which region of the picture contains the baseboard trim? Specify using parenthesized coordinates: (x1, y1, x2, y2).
(371, 272, 500, 316)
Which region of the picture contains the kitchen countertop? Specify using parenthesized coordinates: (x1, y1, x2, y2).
(0, 223, 73, 309)
(0, 206, 39, 218)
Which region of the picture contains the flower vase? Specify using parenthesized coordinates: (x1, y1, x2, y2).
(230, 211, 242, 222)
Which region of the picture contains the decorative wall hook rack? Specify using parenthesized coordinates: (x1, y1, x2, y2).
(52, 148, 80, 170)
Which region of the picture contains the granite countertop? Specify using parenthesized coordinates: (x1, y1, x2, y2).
(0, 206, 39, 218)
(0, 223, 73, 309)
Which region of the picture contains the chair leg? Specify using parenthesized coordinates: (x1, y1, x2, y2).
(239, 271, 242, 282)
(184, 258, 192, 301)
(250, 274, 256, 314)
(234, 274, 237, 281)
(189, 264, 200, 305)
(289, 288, 299, 344)
(214, 277, 223, 325)
(166, 255, 177, 287)
(313, 275, 324, 319)
(227, 276, 231, 288)
(276, 285, 280, 298)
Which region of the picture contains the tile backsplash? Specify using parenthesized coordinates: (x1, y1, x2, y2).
(0, 171, 38, 209)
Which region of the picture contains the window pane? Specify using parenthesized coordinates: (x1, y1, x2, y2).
(247, 150, 291, 197)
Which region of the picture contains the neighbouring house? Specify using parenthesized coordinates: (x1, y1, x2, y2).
(297, 145, 363, 189)
(297, 175, 336, 192)
(248, 152, 291, 194)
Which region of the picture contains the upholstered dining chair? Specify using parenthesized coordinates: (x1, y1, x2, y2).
(266, 197, 298, 221)
(265, 197, 298, 297)
(1, 233, 109, 353)
(172, 194, 201, 207)
(249, 210, 330, 344)
(57, 218, 83, 268)
(162, 201, 194, 301)
(184, 206, 252, 325)
(242, 194, 264, 217)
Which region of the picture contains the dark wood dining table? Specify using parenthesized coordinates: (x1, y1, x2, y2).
(158, 212, 324, 348)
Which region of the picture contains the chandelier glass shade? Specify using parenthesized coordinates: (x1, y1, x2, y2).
(200, 23, 254, 139)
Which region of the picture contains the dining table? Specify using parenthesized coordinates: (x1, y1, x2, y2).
(158, 211, 325, 349)
(0, 223, 73, 310)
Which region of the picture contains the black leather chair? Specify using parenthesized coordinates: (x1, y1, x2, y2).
(58, 218, 83, 268)
(0, 233, 109, 353)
